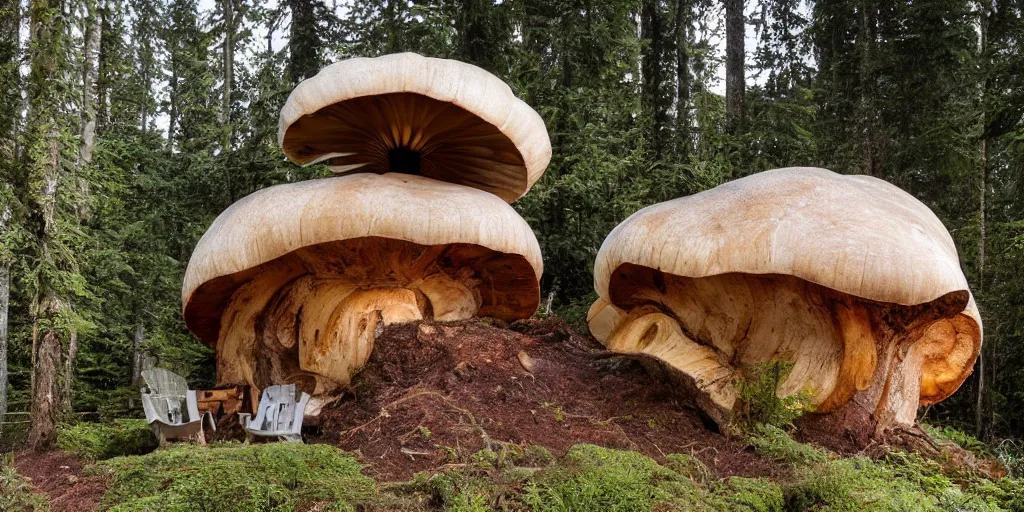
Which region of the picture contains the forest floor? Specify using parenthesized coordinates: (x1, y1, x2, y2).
(309, 317, 785, 481)
(6, 318, 1019, 511)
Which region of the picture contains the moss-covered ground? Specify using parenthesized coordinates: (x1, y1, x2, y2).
(1, 424, 1000, 511)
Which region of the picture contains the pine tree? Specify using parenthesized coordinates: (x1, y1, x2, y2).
(0, 0, 22, 429)
(24, 0, 77, 451)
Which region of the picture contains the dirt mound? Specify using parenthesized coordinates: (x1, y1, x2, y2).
(313, 318, 782, 481)
(14, 450, 108, 512)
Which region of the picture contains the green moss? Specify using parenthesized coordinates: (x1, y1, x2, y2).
(523, 444, 708, 511)
(0, 454, 49, 512)
(57, 419, 158, 461)
(746, 424, 829, 465)
(720, 477, 784, 512)
(90, 442, 375, 511)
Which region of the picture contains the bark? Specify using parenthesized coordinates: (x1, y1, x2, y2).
(131, 323, 145, 389)
(127, 322, 144, 409)
(724, 0, 745, 134)
(27, 329, 60, 451)
(61, 328, 77, 412)
(0, 251, 8, 428)
(222, 0, 235, 203)
(26, 0, 67, 449)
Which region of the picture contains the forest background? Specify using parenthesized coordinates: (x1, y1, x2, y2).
(0, 0, 1021, 446)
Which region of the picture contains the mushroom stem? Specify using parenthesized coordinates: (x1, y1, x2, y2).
(593, 268, 980, 435)
(212, 239, 495, 399)
(298, 288, 424, 389)
(603, 305, 738, 427)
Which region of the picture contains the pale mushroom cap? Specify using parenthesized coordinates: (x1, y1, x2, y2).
(278, 53, 552, 202)
(183, 173, 543, 343)
(593, 167, 981, 405)
(595, 167, 972, 308)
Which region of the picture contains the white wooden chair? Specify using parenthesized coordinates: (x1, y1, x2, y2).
(140, 368, 214, 445)
(239, 384, 310, 442)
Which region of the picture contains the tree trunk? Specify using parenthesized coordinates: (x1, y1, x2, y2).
(0, 255, 8, 429)
(641, 0, 666, 158)
(0, 0, 15, 430)
(724, 0, 745, 134)
(131, 323, 145, 387)
(127, 323, 145, 409)
(28, 329, 60, 451)
(675, 0, 691, 157)
(222, 0, 235, 203)
(61, 328, 77, 413)
(975, 0, 989, 438)
(287, 0, 319, 84)
(26, 0, 68, 450)
(168, 53, 177, 144)
(858, 0, 878, 176)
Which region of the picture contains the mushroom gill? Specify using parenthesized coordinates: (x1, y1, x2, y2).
(278, 53, 552, 202)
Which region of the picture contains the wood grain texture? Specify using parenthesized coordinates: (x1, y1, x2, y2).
(278, 53, 551, 202)
(183, 173, 543, 346)
(590, 167, 981, 430)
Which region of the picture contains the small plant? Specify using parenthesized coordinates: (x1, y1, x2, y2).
(735, 361, 814, 432)
(541, 402, 566, 422)
(439, 445, 459, 462)
(418, 425, 431, 439)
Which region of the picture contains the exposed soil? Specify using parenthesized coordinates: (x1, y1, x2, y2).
(312, 317, 785, 482)
(14, 450, 108, 512)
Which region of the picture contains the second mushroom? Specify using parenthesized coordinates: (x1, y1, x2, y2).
(589, 167, 981, 433)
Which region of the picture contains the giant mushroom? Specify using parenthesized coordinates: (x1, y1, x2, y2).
(588, 167, 981, 433)
(183, 54, 550, 405)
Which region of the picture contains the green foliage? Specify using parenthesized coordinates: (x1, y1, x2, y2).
(735, 361, 815, 432)
(747, 424, 830, 466)
(782, 454, 1006, 512)
(722, 477, 784, 512)
(0, 454, 48, 512)
(522, 444, 686, 511)
(56, 420, 157, 461)
(922, 423, 996, 458)
(91, 443, 375, 512)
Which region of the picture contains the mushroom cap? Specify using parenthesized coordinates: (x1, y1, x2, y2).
(594, 167, 981, 404)
(278, 52, 552, 202)
(183, 173, 543, 345)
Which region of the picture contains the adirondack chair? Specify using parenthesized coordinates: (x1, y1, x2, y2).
(140, 368, 214, 445)
(239, 384, 310, 442)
